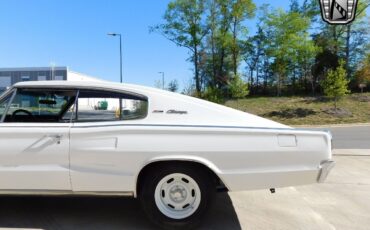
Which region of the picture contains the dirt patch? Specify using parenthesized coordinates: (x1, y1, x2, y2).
(270, 98, 289, 103)
(352, 95, 370, 102)
(322, 108, 352, 118)
(264, 108, 316, 119)
(303, 97, 331, 103)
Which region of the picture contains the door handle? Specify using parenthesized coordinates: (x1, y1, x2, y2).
(48, 134, 63, 144)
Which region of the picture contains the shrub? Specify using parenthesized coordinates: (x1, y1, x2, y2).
(228, 75, 249, 99)
(320, 60, 350, 109)
(203, 86, 224, 103)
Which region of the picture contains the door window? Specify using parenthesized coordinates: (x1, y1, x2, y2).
(4, 89, 77, 123)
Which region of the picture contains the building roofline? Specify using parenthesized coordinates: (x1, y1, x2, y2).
(0, 67, 68, 72)
(68, 70, 102, 81)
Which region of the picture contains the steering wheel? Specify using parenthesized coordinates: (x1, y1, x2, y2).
(12, 109, 34, 120)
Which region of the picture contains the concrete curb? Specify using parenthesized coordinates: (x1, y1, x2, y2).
(293, 123, 370, 128)
(333, 149, 370, 156)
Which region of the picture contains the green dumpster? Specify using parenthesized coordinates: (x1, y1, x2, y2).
(97, 101, 108, 110)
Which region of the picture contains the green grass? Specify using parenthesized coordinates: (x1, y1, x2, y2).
(224, 93, 370, 125)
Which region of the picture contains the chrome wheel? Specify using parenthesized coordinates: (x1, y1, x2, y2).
(154, 173, 201, 219)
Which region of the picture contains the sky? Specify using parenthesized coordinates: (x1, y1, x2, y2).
(0, 0, 332, 90)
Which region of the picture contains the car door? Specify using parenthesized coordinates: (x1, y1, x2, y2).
(0, 87, 76, 191)
(69, 89, 148, 192)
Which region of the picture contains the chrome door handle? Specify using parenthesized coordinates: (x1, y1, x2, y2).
(48, 134, 63, 144)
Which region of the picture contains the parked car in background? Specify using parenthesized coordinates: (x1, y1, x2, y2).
(0, 81, 334, 229)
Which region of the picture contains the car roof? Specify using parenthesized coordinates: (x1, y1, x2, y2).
(15, 80, 141, 90)
(13, 80, 169, 96)
(12, 81, 291, 129)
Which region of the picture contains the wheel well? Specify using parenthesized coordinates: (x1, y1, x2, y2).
(136, 161, 227, 196)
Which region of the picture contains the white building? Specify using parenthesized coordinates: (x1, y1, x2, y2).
(0, 66, 127, 111)
(0, 66, 103, 92)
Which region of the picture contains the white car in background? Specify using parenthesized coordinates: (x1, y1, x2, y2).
(0, 81, 334, 229)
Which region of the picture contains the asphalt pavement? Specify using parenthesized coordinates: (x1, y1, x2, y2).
(311, 125, 370, 149)
(0, 125, 369, 230)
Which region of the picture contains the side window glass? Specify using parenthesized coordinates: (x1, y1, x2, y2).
(4, 89, 76, 123)
(121, 98, 148, 120)
(77, 91, 120, 122)
(76, 90, 148, 122)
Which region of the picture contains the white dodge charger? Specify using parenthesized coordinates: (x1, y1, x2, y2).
(0, 81, 334, 229)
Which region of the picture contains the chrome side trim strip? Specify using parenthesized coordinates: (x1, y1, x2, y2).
(74, 123, 269, 129)
(0, 190, 134, 197)
(71, 123, 299, 131)
(0, 123, 328, 133)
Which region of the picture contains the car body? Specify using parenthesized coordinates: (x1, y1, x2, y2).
(0, 81, 334, 229)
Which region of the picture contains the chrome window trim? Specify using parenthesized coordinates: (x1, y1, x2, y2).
(0, 87, 12, 101)
(15, 85, 148, 101)
(69, 89, 80, 123)
(73, 89, 149, 123)
(0, 88, 17, 123)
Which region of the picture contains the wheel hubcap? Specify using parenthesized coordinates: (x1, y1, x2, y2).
(154, 173, 201, 219)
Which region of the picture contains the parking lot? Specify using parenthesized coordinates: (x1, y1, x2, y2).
(0, 126, 369, 230)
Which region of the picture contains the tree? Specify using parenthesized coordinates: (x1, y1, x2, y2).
(205, 0, 232, 89)
(167, 79, 179, 92)
(344, 0, 370, 81)
(229, 0, 256, 76)
(300, 0, 321, 22)
(206, 0, 219, 88)
(204, 0, 255, 87)
(151, 0, 208, 96)
(263, 9, 316, 96)
(244, 25, 265, 94)
(181, 79, 196, 96)
(228, 74, 249, 98)
(153, 0, 368, 99)
(312, 33, 340, 95)
(289, 0, 300, 13)
(291, 0, 322, 95)
(320, 60, 350, 109)
(355, 53, 370, 92)
(297, 34, 321, 96)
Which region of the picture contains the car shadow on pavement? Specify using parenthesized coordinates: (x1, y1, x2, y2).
(0, 192, 241, 230)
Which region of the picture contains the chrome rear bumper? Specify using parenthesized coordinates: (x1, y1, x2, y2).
(317, 160, 335, 183)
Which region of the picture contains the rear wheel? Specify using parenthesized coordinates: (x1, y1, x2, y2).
(139, 164, 215, 229)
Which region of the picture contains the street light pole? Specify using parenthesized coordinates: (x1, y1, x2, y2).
(108, 33, 123, 83)
(158, 72, 165, 89)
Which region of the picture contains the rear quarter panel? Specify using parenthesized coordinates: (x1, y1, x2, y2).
(70, 124, 331, 193)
